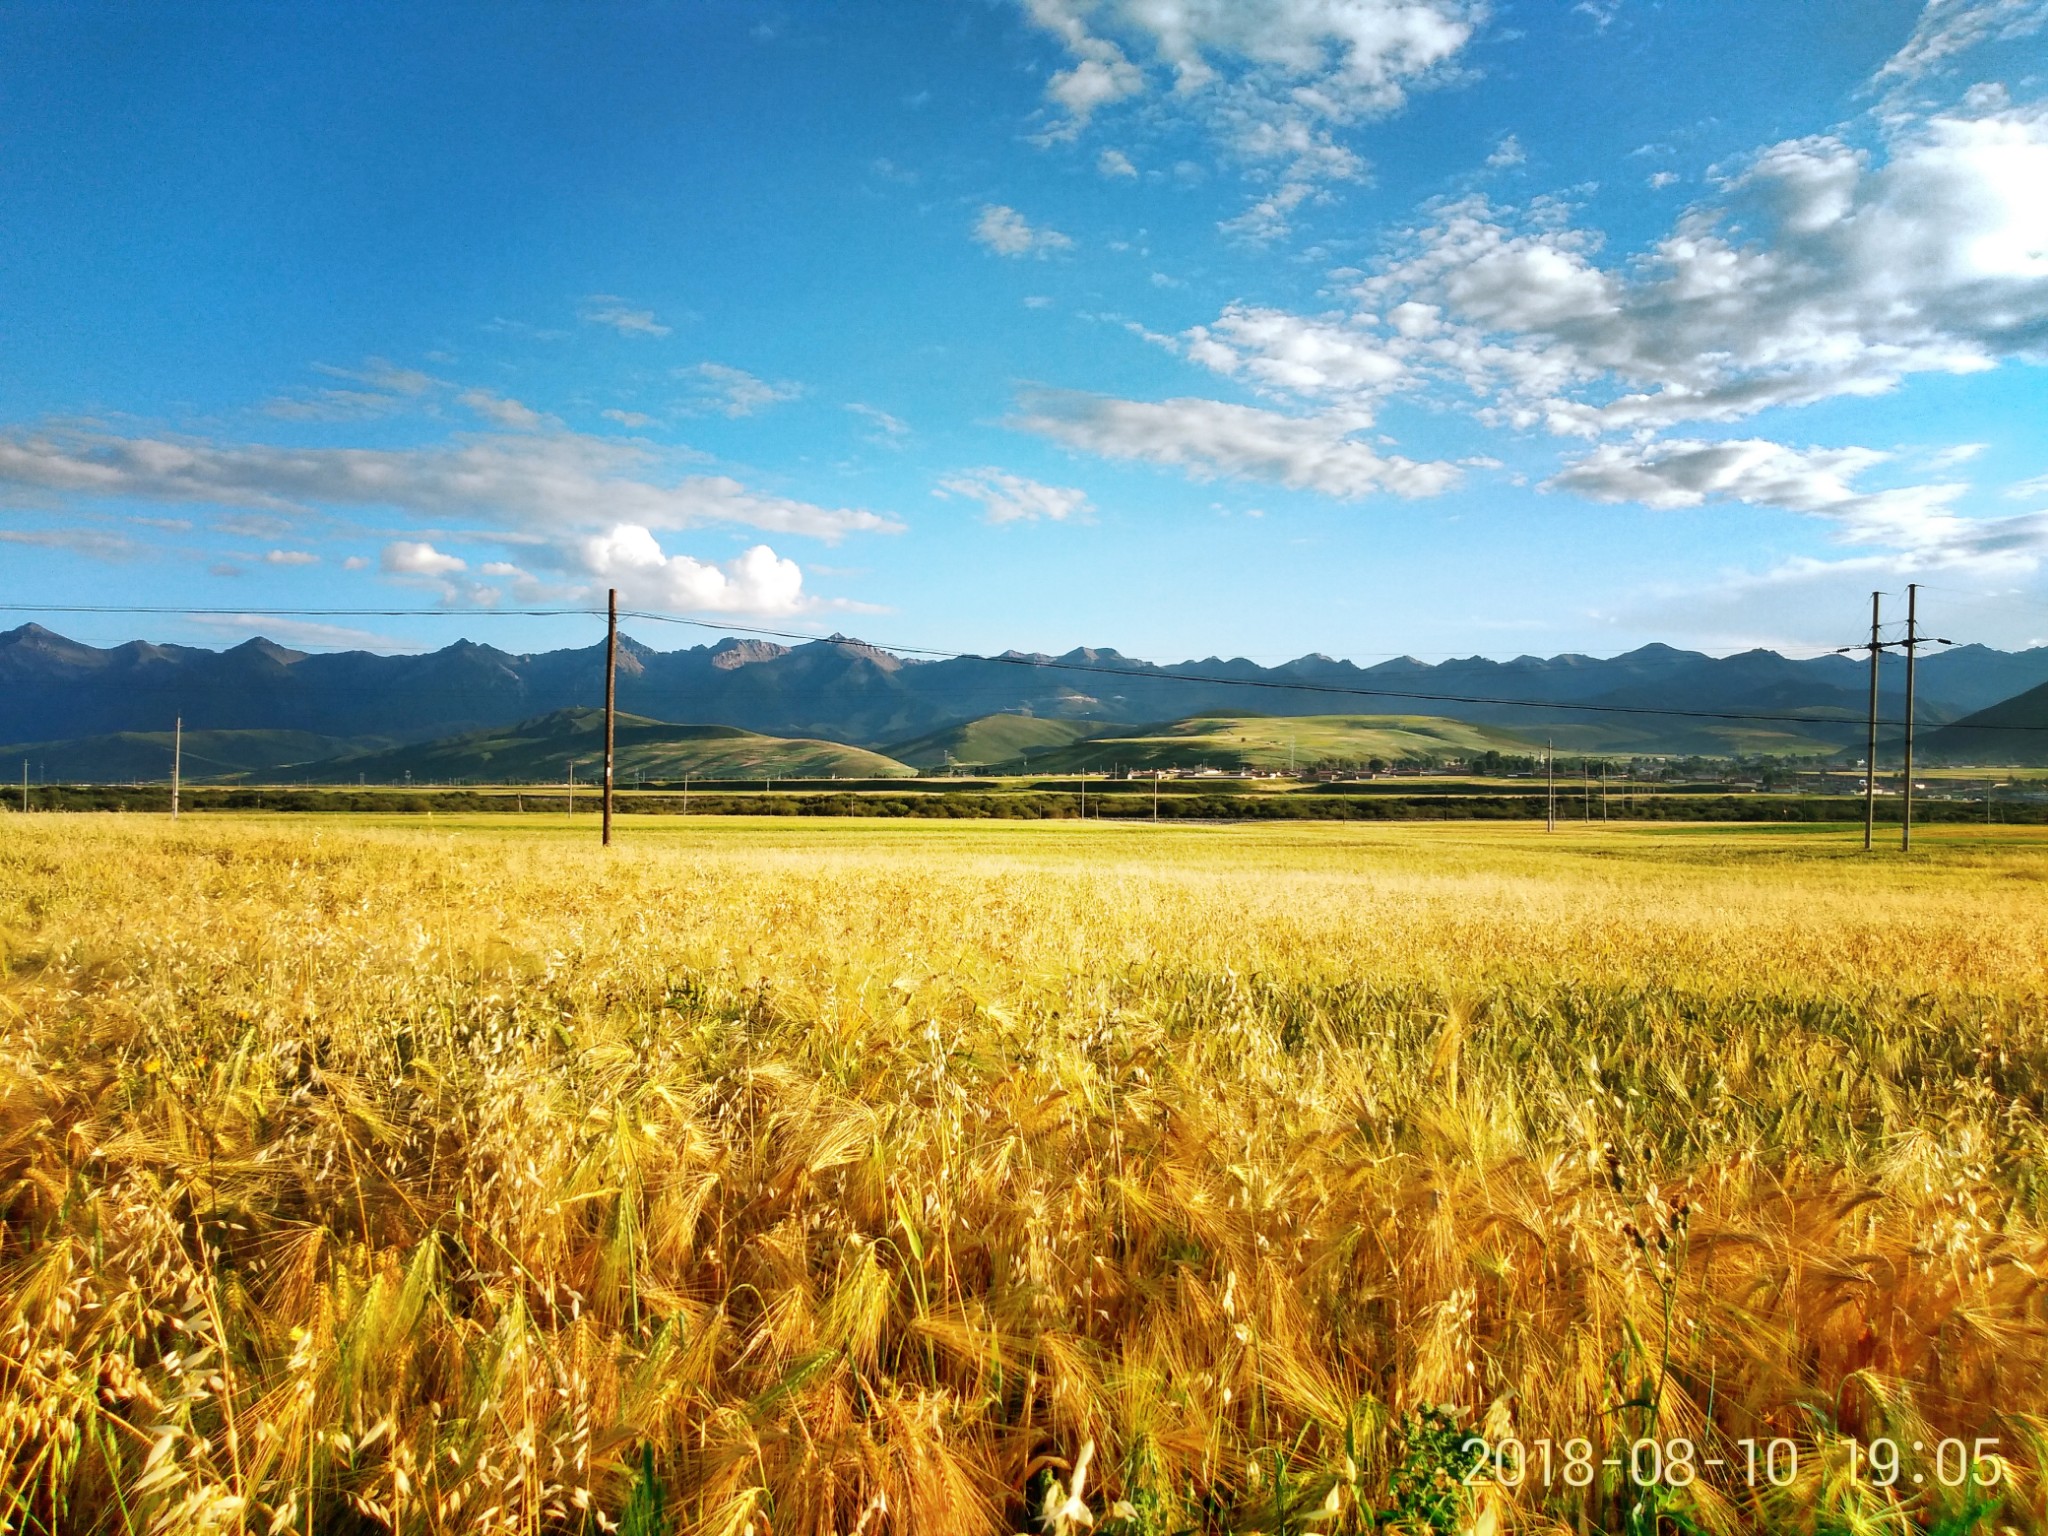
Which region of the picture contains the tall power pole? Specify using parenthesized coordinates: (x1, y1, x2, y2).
(1546, 739, 1556, 832)
(172, 717, 182, 822)
(1893, 584, 1953, 853)
(602, 588, 618, 848)
(1901, 583, 1919, 852)
(1863, 592, 1881, 851)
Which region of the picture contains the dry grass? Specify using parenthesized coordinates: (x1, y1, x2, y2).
(1, 814, 2045, 1535)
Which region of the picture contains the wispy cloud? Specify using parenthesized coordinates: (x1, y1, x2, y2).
(846, 403, 910, 447)
(580, 295, 673, 337)
(1011, 388, 1461, 499)
(677, 362, 802, 418)
(935, 468, 1094, 524)
(1548, 435, 2048, 567)
(972, 204, 1075, 257)
(0, 425, 903, 543)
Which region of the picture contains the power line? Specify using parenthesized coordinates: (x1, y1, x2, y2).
(5, 599, 2047, 734)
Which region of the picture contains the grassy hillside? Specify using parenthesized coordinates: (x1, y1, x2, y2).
(1008, 712, 1539, 772)
(275, 708, 915, 783)
(883, 712, 1108, 769)
(0, 727, 378, 783)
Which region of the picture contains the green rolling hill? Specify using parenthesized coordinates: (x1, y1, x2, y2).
(883, 713, 1110, 770)
(0, 728, 381, 783)
(1006, 713, 1540, 774)
(272, 709, 916, 784)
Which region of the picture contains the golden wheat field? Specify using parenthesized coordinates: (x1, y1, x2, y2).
(2, 813, 2045, 1536)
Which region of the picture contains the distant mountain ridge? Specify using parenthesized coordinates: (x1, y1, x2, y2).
(6, 622, 2048, 758)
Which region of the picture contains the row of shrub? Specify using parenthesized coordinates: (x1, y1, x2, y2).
(7, 785, 2039, 822)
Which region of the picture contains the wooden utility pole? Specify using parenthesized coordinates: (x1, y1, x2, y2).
(171, 717, 181, 821)
(1546, 739, 1556, 832)
(1864, 591, 1881, 851)
(603, 588, 618, 847)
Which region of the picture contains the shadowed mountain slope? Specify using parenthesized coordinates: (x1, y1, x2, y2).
(7, 624, 2048, 757)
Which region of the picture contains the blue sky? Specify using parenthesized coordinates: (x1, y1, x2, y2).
(3, 0, 2046, 663)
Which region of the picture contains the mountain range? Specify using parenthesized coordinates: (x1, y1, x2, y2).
(6, 622, 2048, 765)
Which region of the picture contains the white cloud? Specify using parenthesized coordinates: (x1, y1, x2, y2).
(1012, 388, 1461, 499)
(1097, 147, 1139, 177)
(1486, 133, 1525, 169)
(0, 426, 902, 543)
(263, 549, 319, 565)
(2008, 470, 2048, 498)
(935, 468, 1095, 524)
(1547, 436, 2048, 565)
(341, 555, 369, 571)
(580, 296, 672, 337)
(602, 409, 657, 429)
(1217, 178, 1322, 243)
(846, 403, 910, 446)
(1181, 303, 1406, 407)
(1872, 0, 2048, 89)
(1927, 441, 1990, 467)
(972, 204, 1075, 257)
(1196, 97, 2048, 436)
(458, 389, 551, 431)
(580, 525, 810, 615)
(184, 614, 425, 651)
(1018, 0, 1478, 232)
(1645, 170, 1679, 190)
(480, 560, 526, 577)
(0, 526, 140, 559)
(381, 540, 467, 576)
(677, 362, 803, 417)
(266, 357, 442, 420)
(315, 358, 437, 396)
(1022, 0, 1146, 138)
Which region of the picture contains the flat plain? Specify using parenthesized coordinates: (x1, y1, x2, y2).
(2, 814, 2044, 1534)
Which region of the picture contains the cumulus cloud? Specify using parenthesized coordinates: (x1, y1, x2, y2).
(972, 204, 1075, 257)
(1548, 436, 2048, 565)
(1011, 388, 1461, 499)
(1486, 133, 1526, 168)
(1182, 303, 1406, 408)
(381, 540, 467, 576)
(580, 296, 672, 337)
(0, 426, 901, 543)
(580, 525, 809, 615)
(1018, 0, 1478, 233)
(1097, 147, 1139, 177)
(263, 549, 320, 565)
(677, 362, 803, 417)
(935, 468, 1095, 524)
(1191, 98, 2048, 435)
(602, 409, 657, 429)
